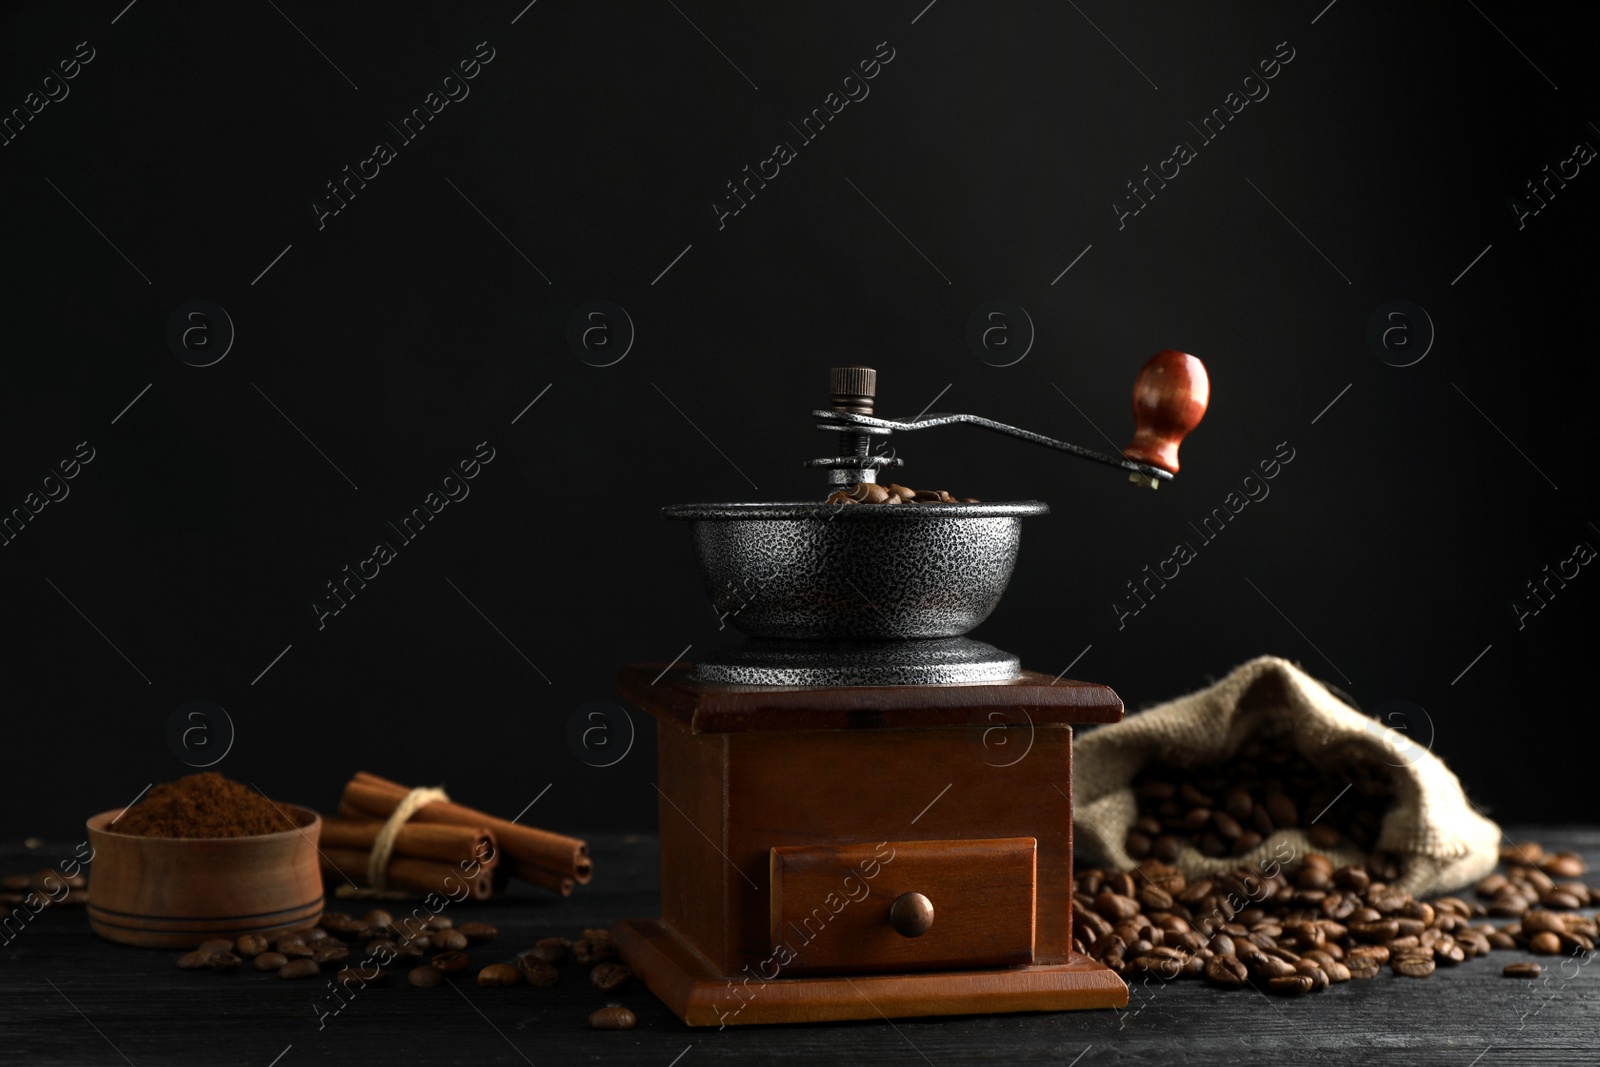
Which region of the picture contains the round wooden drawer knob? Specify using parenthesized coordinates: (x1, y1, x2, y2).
(889, 892, 935, 938)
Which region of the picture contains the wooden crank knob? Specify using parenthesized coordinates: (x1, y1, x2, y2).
(1121, 350, 1210, 474)
(889, 891, 935, 938)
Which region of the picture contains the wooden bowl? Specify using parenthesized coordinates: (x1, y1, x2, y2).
(85, 804, 324, 948)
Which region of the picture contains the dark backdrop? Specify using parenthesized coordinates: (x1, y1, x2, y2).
(2, 0, 1595, 841)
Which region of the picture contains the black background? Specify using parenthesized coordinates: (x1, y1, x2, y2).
(1, 0, 1595, 842)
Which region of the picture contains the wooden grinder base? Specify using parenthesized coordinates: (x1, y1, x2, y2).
(611, 664, 1129, 1027)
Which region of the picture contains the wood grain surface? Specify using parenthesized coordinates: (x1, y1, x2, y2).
(3, 829, 1598, 1065)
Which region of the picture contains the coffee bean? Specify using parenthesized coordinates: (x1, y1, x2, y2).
(197, 939, 235, 955)
(1391, 956, 1435, 978)
(319, 911, 362, 936)
(457, 922, 498, 944)
(518, 956, 559, 987)
(589, 1004, 637, 1030)
(1251, 955, 1297, 980)
(1529, 931, 1562, 955)
(1539, 853, 1585, 879)
(1204, 955, 1248, 987)
(590, 962, 633, 992)
(1504, 962, 1542, 978)
(1267, 974, 1315, 995)
(1307, 825, 1342, 850)
(0, 875, 29, 891)
(477, 963, 522, 987)
(177, 951, 218, 970)
(530, 940, 570, 966)
(431, 951, 471, 973)
(361, 909, 394, 930)
(278, 959, 321, 980)
(432, 930, 469, 952)
(208, 952, 242, 973)
(335, 965, 386, 988)
(573, 936, 619, 966)
(234, 934, 270, 958)
(313, 944, 349, 965)
(424, 915, 454, 932)
(1345, 955, 1381, 979)
(408, 965, 445, 988)
(254, 952, 288, 971)
(278, 940, 316, 959)
(364, 938, 399, 957)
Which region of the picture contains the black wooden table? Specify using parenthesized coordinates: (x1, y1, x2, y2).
(3, 829, 1596, 1066)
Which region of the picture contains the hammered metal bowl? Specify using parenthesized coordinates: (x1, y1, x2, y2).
(663, 501, 1048, 641)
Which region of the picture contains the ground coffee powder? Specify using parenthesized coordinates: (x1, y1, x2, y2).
(114, 773, 291, 838)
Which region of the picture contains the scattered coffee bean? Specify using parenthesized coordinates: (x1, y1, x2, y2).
(1267, 974, 1315, 995)
(432, 929, 469, 952)
(197, 939, 235, 955)
(1529, 931, 1562, 955)
(529, 938, 570, 965)
(177, 951, 218, 970)
(518, 956, 559, 987)
(477, 963, 522, 987)
(408, 964, 445, 988)
(573, 936, 618, 966)
(590, 962, 633, 992)
(431, 950, 471, 973)
(313, 944, 349, 966)
(234, 933, 270, 958)
(334, 965, 385, 988)
(208, 952, 242, 973)
(0, 875, 29, 891)
(457, 922, 498, 944)
(1391, 956, 1436, 978)
(278, 959, 321, 980)
(1504, 962, 1542, 978)
(589, 1004, 637, 1030)
(255, 952, 288, 972)
(1204, 955, 1248, 988)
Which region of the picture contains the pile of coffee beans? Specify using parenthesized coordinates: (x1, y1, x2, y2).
(825, 482, 980, 505)
(1125, 739, 1395, 861)
(171, 909, 637, 1028)
(0, 869, 87, 909)
(1075, 841, 1596, 996)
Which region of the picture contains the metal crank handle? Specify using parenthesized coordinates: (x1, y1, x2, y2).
(814, 350, 1211, 490)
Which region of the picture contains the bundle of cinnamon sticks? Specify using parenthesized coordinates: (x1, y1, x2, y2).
(319, 772, 591, 898)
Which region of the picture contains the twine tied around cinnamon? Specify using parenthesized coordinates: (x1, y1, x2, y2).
(366, 786, 449, 890)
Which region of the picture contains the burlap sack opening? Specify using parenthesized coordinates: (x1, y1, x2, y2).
(1073, 656, 1501, 897)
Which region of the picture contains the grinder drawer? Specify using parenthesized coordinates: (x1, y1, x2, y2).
(768, 837, 1036, 975)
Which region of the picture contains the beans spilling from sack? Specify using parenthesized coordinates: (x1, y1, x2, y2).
(171, 909, 639, 1029)
(825, 482, 980, 505)
(1076, 842, 1597, 995)
(1126, 739, 1394, 861)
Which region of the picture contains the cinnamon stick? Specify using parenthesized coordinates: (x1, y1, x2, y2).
(343, 773, 589, 886)
(320, 847, 493, 900)
(319, 818, 497, 868)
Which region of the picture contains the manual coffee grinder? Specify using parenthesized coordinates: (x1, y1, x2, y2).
(611, 352, 1210, 1026)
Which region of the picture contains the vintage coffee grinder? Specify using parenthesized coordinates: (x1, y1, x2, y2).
(611, 352, 1210, 1025)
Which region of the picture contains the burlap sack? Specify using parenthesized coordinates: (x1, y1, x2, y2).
(1073, 656, 1501, 898)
